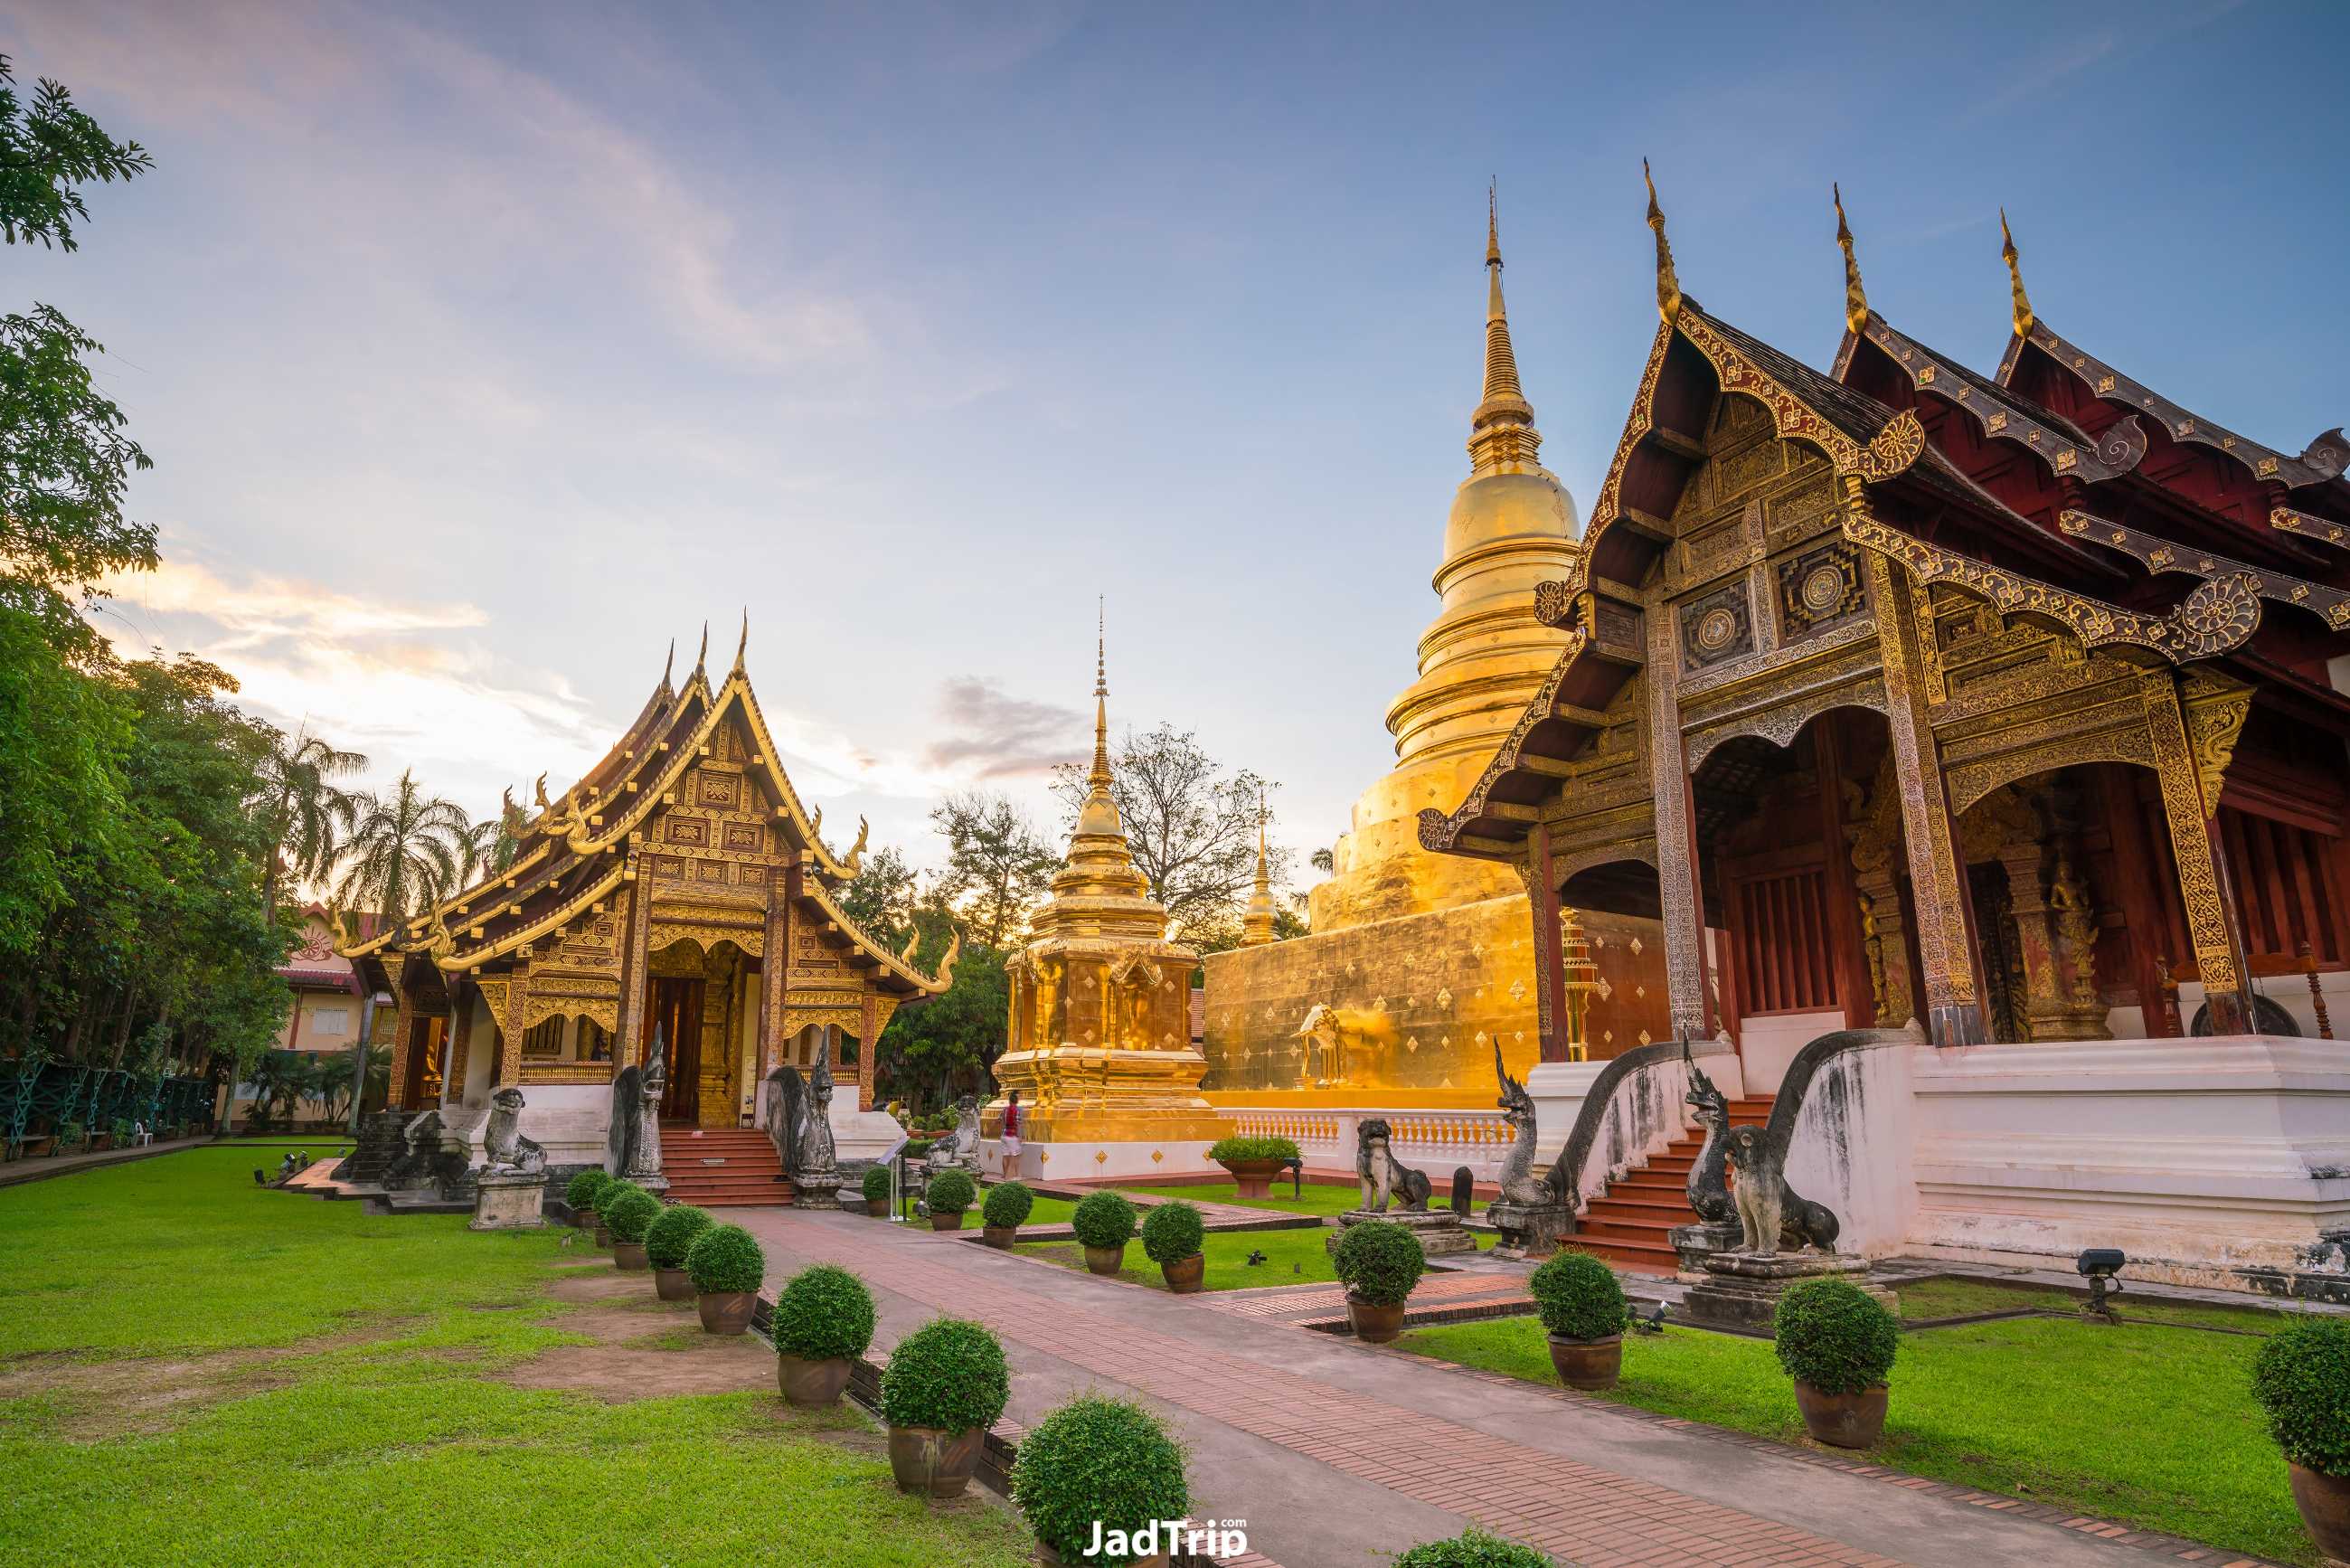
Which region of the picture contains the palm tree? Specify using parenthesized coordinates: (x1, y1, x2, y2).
(256, 732, 368, 911)
(1310, 847, 1335, 874)
(330, 770, 467, 921)
(451, 789, 525, 889)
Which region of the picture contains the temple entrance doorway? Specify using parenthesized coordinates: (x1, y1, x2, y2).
(647, 977, 704, 1125)
(400, 1015, 442, 1108)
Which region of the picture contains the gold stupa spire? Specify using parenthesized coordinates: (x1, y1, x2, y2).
(1468, 182, 1540, 474)
(1089, 596, 1112, 793)
(1833, 182, 1869, 335)
(2000, 208, 2034, 338)
(1645, 158, 1681, 326)
(1241, 789, 1277, 947)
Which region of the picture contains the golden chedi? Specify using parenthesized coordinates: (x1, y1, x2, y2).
(987, 636, 1224, 1174)
(1203, 197, 1623, 1108)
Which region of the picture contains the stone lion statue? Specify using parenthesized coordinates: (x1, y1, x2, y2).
(482, 1087, 546, 1176)
(1354, 1118, 1432, 1214)
(1722, 1123, 1837, 1256)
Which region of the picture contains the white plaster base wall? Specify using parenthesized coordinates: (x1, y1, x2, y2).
(1738, 1011, 1843, 1098)
(986, 1138, 1222, 1184)
(1779, 1037, 1917, 1257)
(458, 1085, 612, 1170)
(1907, 1034, 2350, 1286)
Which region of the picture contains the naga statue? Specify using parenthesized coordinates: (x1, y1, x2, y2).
(1681, 1040, 1735, 1227)
(797, 1055, 839, 1179)
(482, 1087, 547, 1176)
(1493, 1043, 1553, 1207)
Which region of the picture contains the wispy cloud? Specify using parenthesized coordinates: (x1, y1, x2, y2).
(921, 677, 1087, 778)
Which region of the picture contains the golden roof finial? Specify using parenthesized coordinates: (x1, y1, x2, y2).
(660, 638, 675, 690)
(2000, 208, 2034, 338)
(1645, 158, 1682, 326)
(731, 609, 748, 675)
(1834, 182, 1868, 335)
(693, 620, 708, 675)
(1089, 599, 1112, 793)
(1468, 182, 1537, 473)
(1486, 177, 1501, 268)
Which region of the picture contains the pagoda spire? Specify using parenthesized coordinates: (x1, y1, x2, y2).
(1089, 597, 1112, 794)
(1645, 158, 1682, 326)
(1833, 183, 1869, 334)
(1468, 182, 1541, 475)
(2000, 208, 2035, 337)
(1241, 789, 1277, 947)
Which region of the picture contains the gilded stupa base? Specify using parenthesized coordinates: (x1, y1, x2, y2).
(984, 1044, 1232, 1180)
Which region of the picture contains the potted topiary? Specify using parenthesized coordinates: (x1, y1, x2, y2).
(644, 1203, 713, 1301)
(563, 1167, 610, 1233)
(683, 1223, 766, 1335)
(1140, 1199, 1206, 1293)
(59, 1119, 86, 1156)
(2251, 1315, 2350, 1561)
(980, 1180, 1033, 1248)
(1332, 1218, 1424, 1342)
(772, 1263, 878, 1409)
(1528, 1252, 1628, 1390)
(1206, 1134, 1299, 1200)
(926, 1167, 977, 1232)
(862, 1164, 892, 1218)
(1773, 1277, 1899, 1449)
(1072, 1192, 1137, 1277)
(881, 1317, 1010, 1498)
(592, 1178, 646, 1249)
(1393, 1527, 1553, 1567)
(602, 1185, 662, 1270)
(1012, 1394, 1189, 1568)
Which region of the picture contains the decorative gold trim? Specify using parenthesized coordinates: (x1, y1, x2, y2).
(2061, 509, 2350, 630)
(2141, 673, 2240, 996)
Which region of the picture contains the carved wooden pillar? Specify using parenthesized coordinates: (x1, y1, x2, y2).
(1862, 540, 1986, 1044)
(1812, 717, 1873, 1026)
(443, 984, 474, 1104)
(1647, 592, 1717, 1042)
(614, 852, 654, 1069)
(757, 867, 790, 1093)
(2100, 766, 2179, 1036)
(500, 966, 528, 1086)
(384, 958, 416, 1111)
(859, 992, 878, 1111)
(2143, 672, 2253, 1034)
(1996, 841, 2059, 1042)
(1526, 826, 1570, 1063)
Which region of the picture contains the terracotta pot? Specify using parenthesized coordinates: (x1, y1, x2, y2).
(778, 1354, 853, 1409)
(612, 1241, 648, 1270)
(574, 1209, 598, 1234)
(1037, 1549, 1167, 1568)
(867, 1197, 890, 1217)
(1083, 1243, 1128, 1277)
(887, 1423, 986, 1498)
(593, 1224, 612, 1248)
(1218, 1157, 1285, 1200)
(1160, 1253, 1206, 1293)
(696, 1290, 757, 1336)
(1792, 1380, 1888, 1449)
(2288, 1461, 2350, 1564)
(652, 1267, 694, 1301)
(931, 1211, 966, 1232)
(1346, 1295, 1406, 1343)
(982, 1224, 1017, 1250)
(1546, 1333, 1623, 1391)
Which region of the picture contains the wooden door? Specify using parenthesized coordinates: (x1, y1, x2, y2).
(647, 978, 704, 1124)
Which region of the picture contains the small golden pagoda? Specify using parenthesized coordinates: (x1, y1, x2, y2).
(987, 629, 1224, 1161)
(1240, 798, 1278, 948)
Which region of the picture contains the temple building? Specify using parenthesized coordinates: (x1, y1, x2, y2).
(1202, 197, 1673, 1124)
(337, 626, 954, 1180)
(985, 635, 1223, 1178)
(1416, 174, 2350, 1287)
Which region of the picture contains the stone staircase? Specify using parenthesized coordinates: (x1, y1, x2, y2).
(658, 1125, 794, 1209)
(1563, 1095, 1772, 1274)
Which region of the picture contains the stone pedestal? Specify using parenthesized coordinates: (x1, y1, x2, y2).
(1327, 1207, 1477, 1258)
(791, 1167, 840, 1210)
(469, 1170, 547, 1231)
(1679, 1252, 1896, 1334)
(1488, 1200, 1575, 1260)
(1669, 1220, 1743, 1277)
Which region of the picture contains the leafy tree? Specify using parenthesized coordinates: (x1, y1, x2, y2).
(254, 732, 365, 911)
(332, 770, 467, 921)
(1052, 723, 1291, 941)
(1310, 846, 1335, 874)
(836, 843, 920, 943)
(930, 790, 1058, 949)
(876, 933, 1008, 1111)
(0, 602, 127, 955)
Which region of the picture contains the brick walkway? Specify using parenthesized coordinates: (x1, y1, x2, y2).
(738, 1210, 2267, 1568)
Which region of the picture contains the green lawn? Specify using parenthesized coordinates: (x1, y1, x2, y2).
(1894, 1274, 2288, 1335)
(0, 1147, 1030, 1567)
(1015, 1220, 1495, 1292)
(1397, 1306, 2312, 1565)
(1112, 1178, 1495, 1218)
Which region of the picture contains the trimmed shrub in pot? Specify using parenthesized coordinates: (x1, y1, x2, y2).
(2251, 1315, 2350, 1561)
(925, 1167, 977, 1232)
(980, 1179, 1033, 1249)
(1205, 1133, 1299, 1200)
(1012, 1394, 1188, 1568)
(601, 1185, 661, 1271)
(879, 1317, 1010, 1499)
(1140, 1199, 1206, 1293)
(683, 1223, 765, 1335)
(1393, 1526, 1553, 1567)
(1773, 1278, 1899, 1449)
(644, 1203, 713, 1301)
(592, 1177, 645, 1248)
(772, 1263, 877, 1409)
(861, 1164, 892, 1217)
(1528, 1252, 1628, 1391)
(1071, 1191, 1137, 1277)
(562, 1168, 610, 1232)
(1332, 1219, 1423, 1342)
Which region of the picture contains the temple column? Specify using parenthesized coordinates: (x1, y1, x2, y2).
(443, 984, 474, 1103)
(499, 968, 528, 1086)
(384, 959, 417, 1111)
(1862, 540, 1987, 1044)
(1996, 842, 2060, 1043)
(1647, 593, 1717, 1042)
(614, 852, 654, 1068)
(858, 994, 878, 1112)
(1811, 717, 1873, 1025)
(1526, 825, 1570, 1063)
(757, 865, 791, 1093)
(2142, 672, 2254, 1034)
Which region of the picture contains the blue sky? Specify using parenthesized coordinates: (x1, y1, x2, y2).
(11, 0, 2346, 883)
